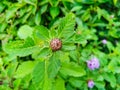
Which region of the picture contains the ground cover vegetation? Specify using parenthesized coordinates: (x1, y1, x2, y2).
(0, 0, 120, 90)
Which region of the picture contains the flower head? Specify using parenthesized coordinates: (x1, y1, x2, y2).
(102, 39, 107, 44)
(88, 80, 95, 88)
(87, 57, 100, 70)
(50, 38, 62, 51)
(91, 57, 100, 69)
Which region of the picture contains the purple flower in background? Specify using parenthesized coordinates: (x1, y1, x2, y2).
(87, 60, 95, 70)
(88, 80, 95, 88)
(102, 39, 107, 44)
(92, 57, 100, 69)
(87, 57, 100, 70)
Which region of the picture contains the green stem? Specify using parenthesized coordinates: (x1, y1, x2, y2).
(77, 43, 80, 65)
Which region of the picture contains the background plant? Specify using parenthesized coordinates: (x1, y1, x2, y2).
(0, 0, 120, 90)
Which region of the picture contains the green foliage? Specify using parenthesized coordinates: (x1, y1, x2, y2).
(48, 54, 61, 78)
(60, 62, 86, 77)
(1, 0, 120, 90)
(3, 38, 39, 57)
(15, 61, 35, 78)
(32, 61, 45, 88)
(18, 25, 33, 39)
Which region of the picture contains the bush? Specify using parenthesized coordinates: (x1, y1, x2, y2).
(0, 0, 120, 90)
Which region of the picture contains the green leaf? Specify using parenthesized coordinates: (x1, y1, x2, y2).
(103, 73, 116, 88)
(21, 12, 31, 23)
(32, 60, 52, 90)
(0, 85, 11, 90)
(101, 9, 110, 21)
(35, 11, 41, 25)
(95, 81, 105, 90)
(98, 0, 109, 3)
(69, 78, 84, 88)
(17, 25, 33, 39)
(60, 62, 86, 77)
(113, 0, 117, 5)
(50, 7, 60, 19)
(66, 84, 75, 90)
(71, 6, 82, 12)
(108, 59, 117, 72)
(42, 73, 52, 90)
(40, 4, 48, 14)
(0, 23, 7, 32)
(81, 9, 90, 21)
(5, 3, 23, 21)
(75, 34, 87, 45)
(13, 79, 21, 90)
(34, 25, 49, 41)
(58, 13, 75, 38)
(7, 62, 18, 78)
(32, 61, 45, 87)
(62, 44, 76, 51)
(48, 54, 61, 78)
(106, 41, 114, 51)
(6, 6, 18, 21)
(97, 7, 102, 19)
(14, 61, 35, 78)
(54, 77, 65, 90)
(3, 38, 39, 57)
(24, 0, 37, 6)
(115, 67, 120, 73)
(32, 48, 51, 59)
(0, 3, 5, 13)
(58, 52, 70, 63)
(0, 58, 3, 66)
(69, 51, 78, 61)
(62, 0, 74, 3)
(49, 0, 59, 6)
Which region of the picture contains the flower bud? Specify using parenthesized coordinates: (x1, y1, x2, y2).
(102, 39, 107, 44)
(88, 80, 95, 88)
(50, 38, 62, 51)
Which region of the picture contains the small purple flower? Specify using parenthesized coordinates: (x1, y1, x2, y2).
(87, 60, 95, 70)
(87, 57, 100, 70)
(88, 80, 95, 88)
(102, 39, 107, 44)
(92, 57, 100, 69)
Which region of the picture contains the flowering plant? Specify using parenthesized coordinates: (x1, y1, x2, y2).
(0, 0, 120, 90)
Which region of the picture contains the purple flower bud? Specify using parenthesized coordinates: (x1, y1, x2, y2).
(88, 80, 95, 88)
(102, 39, 107, 44)
(87, 57, 100, 70)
